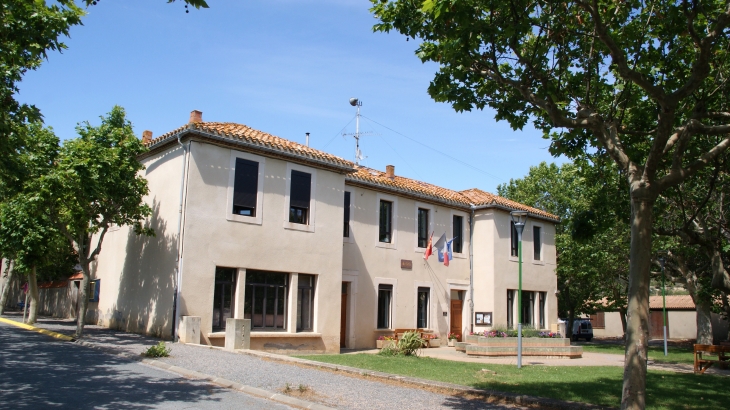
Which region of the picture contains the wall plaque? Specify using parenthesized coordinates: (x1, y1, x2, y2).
(400, 259, 413, 270)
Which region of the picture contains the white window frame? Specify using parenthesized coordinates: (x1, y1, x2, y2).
(449, 209, 468, 258)
(374, 277, 397, 329)
(226, 150, 266, 225)
(375, 193, 398, 250)
(283, 162, 317, 233)
(413, 281, 433, 330)
(531, 221, 545, 264)
(414, 202, 435, 253)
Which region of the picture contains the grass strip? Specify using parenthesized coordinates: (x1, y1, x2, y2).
(580, 344, 694, 364)
(298, 353, 725, 409)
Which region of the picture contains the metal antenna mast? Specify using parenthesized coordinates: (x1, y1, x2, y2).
(349, 98, 363, 165)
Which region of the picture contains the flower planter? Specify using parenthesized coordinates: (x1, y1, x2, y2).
(428, 339, 441, 348)
(448, 339, 457, 347)
(465, 334, 480, 344)
(376, 340, 395, 349)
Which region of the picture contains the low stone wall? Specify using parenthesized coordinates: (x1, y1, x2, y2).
(457, 337, 582, 358)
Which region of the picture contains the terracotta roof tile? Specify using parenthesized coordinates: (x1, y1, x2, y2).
(649, 295, 695, 310)
(146, 122, 355, 170)
(459, 188, 560, 221)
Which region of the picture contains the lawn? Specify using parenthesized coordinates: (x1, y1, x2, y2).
(580, 344, 695, 365)
(297, 353, 725, 409)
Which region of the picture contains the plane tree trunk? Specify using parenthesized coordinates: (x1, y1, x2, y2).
(27, 265, 39, 324)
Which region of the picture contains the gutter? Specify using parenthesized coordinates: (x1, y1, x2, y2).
(468, 207, 475, 334)
(172, 136, 191, 341)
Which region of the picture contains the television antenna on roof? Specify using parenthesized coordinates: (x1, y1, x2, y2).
(342, 98, 375, 165)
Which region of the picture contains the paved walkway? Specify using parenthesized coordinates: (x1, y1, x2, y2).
(1, 313, 524, 410)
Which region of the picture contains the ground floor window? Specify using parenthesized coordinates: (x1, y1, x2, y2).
(377, 284, 393, 329)
(521, 291, 534, 327)
(507, 290, 514, 329)
(297, 274, 315, 331)
(539, 292, 546, 329)
(244, 270, 288, 330)
(213, 267, 236, 331)
(417, 287, 429, 328)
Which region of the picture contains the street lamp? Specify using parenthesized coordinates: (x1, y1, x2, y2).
(659, 257, 668, 356)
(511, 210, 528, 369)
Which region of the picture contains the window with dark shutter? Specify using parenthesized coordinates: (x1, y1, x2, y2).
(533, 226, 542, 260)
(510, 221, 518, 257)
(343, 191, 351, 237)
(289, 170, 311, 224)
(377, 284, 393, 329)
(232, 158, 259, 216)
(379, 200, 392, 243)
(453, 215, 463, 253)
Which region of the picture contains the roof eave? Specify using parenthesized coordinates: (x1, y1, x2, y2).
(345, 178, 472, 210)
(471, 202, 560, 223)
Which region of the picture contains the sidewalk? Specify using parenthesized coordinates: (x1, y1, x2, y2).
(1, 313, 530, 410)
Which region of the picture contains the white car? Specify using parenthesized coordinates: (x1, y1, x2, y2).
(571, 320, 594, 342)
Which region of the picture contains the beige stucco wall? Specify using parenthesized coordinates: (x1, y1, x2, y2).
(178, 140, 345, 353)
(472, 210, 558, 332)
(91, 145, 184, 338)
(341, 185, 471, 348)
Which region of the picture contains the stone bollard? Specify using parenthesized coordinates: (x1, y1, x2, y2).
(179, 316, 201, 344)
(225, 318, 251, 350)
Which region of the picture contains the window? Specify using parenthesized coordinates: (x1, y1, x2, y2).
(453, 215, 463, 253)
(417, 287, 429, 328)
(521, 291, 534, 327)
(343, 191, 351, 237)
(417, 208, 429, 248)
(297, 274, 315, 331)
(590, 312, 606, 329)
(244, 270, 288, 330)
(289, 170, 311, 224)
(212, 267, 236, 331)
(507, 290, 514, 329)
(232, 158, 259, 216)
(539, 292, 546, 329)
(379, 200, 392, 243)
(89, 279, 101, 302)
(510, 221, 518, 257)
(377, 284, 393, 329)
(533, 226, 542, 260)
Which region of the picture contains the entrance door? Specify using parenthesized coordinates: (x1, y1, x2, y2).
(450, 299, 463, 341)
(212, 267, 236, 331)
(650, 310, 668, 339)
(340, 283, 348, 348)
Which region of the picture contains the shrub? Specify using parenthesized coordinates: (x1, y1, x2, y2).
(143, 341, 171, 358)
(377, 331, 424, 357)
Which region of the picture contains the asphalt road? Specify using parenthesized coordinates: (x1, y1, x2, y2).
(0, 321, 293, 409)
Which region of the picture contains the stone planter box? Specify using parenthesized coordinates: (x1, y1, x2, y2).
(455, 342, 469, 352)
(427, 339, 441, 348)
(476, 337, 570, 347)
(376, 340, 395, 349)
(448, 339, 457, 347)
(465, 334, 480, 344)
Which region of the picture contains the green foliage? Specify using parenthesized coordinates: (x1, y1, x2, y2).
(143, 341, 171, 358)
(378, 331, 424, 356)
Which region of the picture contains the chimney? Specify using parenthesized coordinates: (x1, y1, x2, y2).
(305, 132, 310, 147)
(189, 110, 203, 123)
(142, 130, 153, 144)
(385, 165, 395, 180)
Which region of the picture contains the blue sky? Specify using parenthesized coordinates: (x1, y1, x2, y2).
(18, 0, 564, 192)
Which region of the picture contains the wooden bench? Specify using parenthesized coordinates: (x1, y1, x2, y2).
(693, 344, 730, 374)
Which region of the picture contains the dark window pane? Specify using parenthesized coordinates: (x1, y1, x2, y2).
(379, 200, 392, 243)
(533, 226, 542, 260)
(507, 290, 514, 329)
(453, 215, 463, 253)
(212, 267, 236, 330)
(521, 291, 534, 327)
(417, 208, 429, 248)
(510, 221, 518, 257)
(244, 270, 289, 330)
(343, 191, 351, 237)
(417, 287, 429, 328)
(289, 206, 308, 224)
(290, 170, 311, 209)
(233, 158, 258, 216)
(377, 284, 392, 329)
(539, 292, 546, 329)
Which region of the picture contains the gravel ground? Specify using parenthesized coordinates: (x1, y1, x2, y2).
(5, 313, 522, 410)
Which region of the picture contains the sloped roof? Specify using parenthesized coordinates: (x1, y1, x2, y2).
(459, 188, 560, 221)
(146, 122, 355, 171)
(649, 295, 695, 310)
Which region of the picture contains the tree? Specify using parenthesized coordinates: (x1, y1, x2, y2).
(43, 106, 153, 338)
(371, 2, 730, 407)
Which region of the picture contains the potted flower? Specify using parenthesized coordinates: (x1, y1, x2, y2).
(447, 332, 459, 346)
(423, 333, 441, 348)
(376, 335, 395, 349)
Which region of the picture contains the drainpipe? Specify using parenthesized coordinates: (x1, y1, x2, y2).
(172, 135, 191, 341)
(469, 207, 475, 334)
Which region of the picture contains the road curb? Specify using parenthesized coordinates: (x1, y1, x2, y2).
(182, 343, 612, 410)
(0, 316, 75, 341)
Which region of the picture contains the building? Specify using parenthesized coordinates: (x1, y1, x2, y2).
(85, 111, 559, 353)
